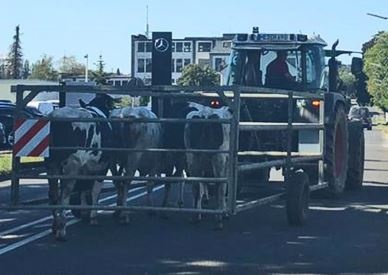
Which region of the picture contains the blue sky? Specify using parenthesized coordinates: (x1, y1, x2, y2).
(1, 0, 387, 74)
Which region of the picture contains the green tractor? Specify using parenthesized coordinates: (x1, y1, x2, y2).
(223, 28, 365, 195)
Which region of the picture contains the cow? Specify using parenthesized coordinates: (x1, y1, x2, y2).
(46, 93, 115, 240)
(184, 102, 232, 229)
(109, 106, 162, 224)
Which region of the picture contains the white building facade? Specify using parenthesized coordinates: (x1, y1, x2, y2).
(131, 34, 234, 85)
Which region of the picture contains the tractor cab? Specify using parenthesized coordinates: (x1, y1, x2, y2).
(224, 30, 328, 92)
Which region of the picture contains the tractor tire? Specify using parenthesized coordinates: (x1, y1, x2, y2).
(346, 121, 365, 190)
(325, 105, 348, 196)
(286, 171, 310, 226)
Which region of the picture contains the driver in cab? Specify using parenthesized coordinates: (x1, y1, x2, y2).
(265, 50, 295, 89)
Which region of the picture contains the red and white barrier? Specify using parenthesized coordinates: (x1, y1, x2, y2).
(13, 119, 50, 157)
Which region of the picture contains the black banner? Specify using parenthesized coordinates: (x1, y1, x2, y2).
(152, 32, 172, 116)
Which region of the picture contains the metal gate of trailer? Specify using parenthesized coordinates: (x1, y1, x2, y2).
(3, 83, 326, 220)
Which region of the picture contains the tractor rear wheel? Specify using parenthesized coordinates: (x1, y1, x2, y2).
(346, 121, 365, 190)
(325, 105, 348, 196)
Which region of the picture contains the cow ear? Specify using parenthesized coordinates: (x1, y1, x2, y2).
(79, 99, 87, 108)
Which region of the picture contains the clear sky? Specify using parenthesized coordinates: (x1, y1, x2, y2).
(1, 0, 387, 74)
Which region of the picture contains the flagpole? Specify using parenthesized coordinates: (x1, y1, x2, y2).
(84, 54, 89, 82)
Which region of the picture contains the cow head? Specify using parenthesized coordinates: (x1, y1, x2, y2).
(187, 114, 224, 150)
(79, 94, 117, 117)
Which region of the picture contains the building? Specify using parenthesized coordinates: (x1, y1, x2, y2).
(60, 73, 132, 86)
(131, 33, 234, 85)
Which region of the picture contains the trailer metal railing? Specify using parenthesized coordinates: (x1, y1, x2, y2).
(3, 83, 326, 219)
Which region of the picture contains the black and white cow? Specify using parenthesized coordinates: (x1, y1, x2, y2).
(184, 102, 231, 229)
(46, 94, 115, 240)
(109, 106, 162, 224)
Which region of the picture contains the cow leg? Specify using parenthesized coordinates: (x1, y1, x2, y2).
(47, 166, 60, 235)
(191, 182, 204, 224)
(111, 163, 123, 218)
(117, 183, 129, 224)
(177, 169, 185, 208)
(215, 182, 227, 230)
(89, 180, 103, 225)
(146, 178, 155, 216)
(56, 179, 76, 241)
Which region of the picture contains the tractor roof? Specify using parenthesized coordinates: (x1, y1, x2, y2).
(232, 33, 327, 51)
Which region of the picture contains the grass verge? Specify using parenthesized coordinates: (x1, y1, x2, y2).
(0, 154, 44, 176)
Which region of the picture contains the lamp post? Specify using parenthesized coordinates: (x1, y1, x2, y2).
(84, 54, 89, 82)
(367, 13, 388, 20)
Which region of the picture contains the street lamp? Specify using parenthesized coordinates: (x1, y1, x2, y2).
(367, 13, 388, 20)
(84, 54, 89, 82)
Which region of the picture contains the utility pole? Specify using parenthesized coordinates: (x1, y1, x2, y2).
(84, 54, 88, 82)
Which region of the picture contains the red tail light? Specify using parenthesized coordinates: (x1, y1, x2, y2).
(311, 100, 320, 108)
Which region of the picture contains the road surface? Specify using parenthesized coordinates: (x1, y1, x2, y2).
(0, 128, 387, 274)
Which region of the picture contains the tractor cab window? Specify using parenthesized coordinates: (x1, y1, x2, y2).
(225, 46, 325, 91)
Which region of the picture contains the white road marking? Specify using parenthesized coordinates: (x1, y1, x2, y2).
(0, 186, 145, 237)
(0, 185, 164, 255)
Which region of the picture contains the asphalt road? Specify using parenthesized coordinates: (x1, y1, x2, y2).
(0, 128, 387, 274)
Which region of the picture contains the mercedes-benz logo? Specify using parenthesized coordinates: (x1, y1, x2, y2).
(154, 38, 169, 52)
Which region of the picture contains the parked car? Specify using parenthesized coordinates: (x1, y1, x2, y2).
(0, 102, 44, 149)
(348, 106, 373, 130)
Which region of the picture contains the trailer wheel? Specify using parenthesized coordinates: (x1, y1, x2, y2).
(286, 171, 310, 226)
(325, 105, 348, 196)
(346, 121, 365, 190)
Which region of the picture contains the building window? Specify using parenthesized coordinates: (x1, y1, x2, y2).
(172, 42, 175, 52)
(171, 59, 175, 72)
(223, 41, 231, 48)
(137, 59, 145, 72)
(172, 78, 175, 84)
(184, 42, 191, 52)
(176, 42, 183, 52)
(114, 81, 121, 86)
(198, 42, 212, 52)
(146, 58, 152, 72)
(184, 59, 191, 66)
(145, 42, 152, 52)
(215, 57, 226, 71)
(176, 59, 183, 72)
(107, 80, 114, 85)
(137, 42, 145, 52)
(122, 80, 128, 86)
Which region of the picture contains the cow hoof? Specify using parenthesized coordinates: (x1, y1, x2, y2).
(112, 210, 121, 218)
(160, 213, 169, 220)
(190, 216, 201, 225)
(55, 231, 67, 242)
(90, 217, 98, 225)
(118, 216, 130, 225)
(214, 223, 224, 231)
(147, 210, 156, 217)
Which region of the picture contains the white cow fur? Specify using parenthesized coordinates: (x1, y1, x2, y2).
(184, 102, 231, 228)
(110, 107, 163, 223)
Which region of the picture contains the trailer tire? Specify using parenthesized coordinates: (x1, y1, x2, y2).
(286, 171, 310, 226)
(346, 121, 365, 190)
(325, 105, 348, 196)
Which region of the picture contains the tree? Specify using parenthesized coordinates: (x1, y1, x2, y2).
(0, 61, 5, 79)
(58, 55, 85, 76)
(364, 32, 388, 111)
(30, 55, 58, 81)
(22, 60, 30, 79)
(362, 31, 384, 55)
(177, 64, 220, 86)
(338, 65, 356, 96)
(91, 55, 108, 85)
(6, 25, 23, 79)
(116, 68, 121, 75)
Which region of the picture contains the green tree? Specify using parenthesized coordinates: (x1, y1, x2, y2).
(30, 55, 58, 81)
(364, 32, 388, 111)
(177, 64, 220, 86)
(6, 25, 23, 79)
(91, 55, 108, 85)
(22, 60, 30, 79)
(58, 55, 85, 75)
(338, 65, 356, 96)
(362, 31, 384, 55)
(0, 61, 6, 79)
